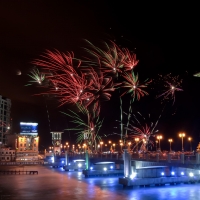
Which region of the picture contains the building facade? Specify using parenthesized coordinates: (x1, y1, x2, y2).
(0, 148, 15, 162)
(16, 135, 39, 161)
(0, 95, 11, 145)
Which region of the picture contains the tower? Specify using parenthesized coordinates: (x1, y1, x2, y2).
(51, 132, 63, 155)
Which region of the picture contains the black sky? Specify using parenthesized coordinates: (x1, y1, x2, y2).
(0, 1, 200, 150)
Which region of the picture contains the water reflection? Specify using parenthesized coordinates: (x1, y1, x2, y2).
(0, 165, 199, 200)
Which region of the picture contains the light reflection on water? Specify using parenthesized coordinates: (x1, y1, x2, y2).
(0, 165, 200, 200)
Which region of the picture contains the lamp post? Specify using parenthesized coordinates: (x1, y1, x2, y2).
(128, 142, 131, 152)
(179, 133, 185, 152)
(188, 137, 192, 152)
(157, 135, 162, 151)
(108, 141, 112, 152)
(168, 139, 173, 152)
(135, 138, 139, 153)
(113, 143, 116, 152)
(120, 143, 123, 152)
(100, 141, 103, 153)
(155, 140, 158, 151)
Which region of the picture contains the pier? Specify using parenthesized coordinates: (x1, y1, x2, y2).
(0, 170, 38, 175)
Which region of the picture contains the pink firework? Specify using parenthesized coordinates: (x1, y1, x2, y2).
(121, 48, 139, 71)
(32, 50, 117, 117)
(84, 40, 138, 76)
(121, 71, 151, 101)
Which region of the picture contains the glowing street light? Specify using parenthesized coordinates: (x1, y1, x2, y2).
(188, 137, 192, 152)
(135, 138, 139, 153)
(113, 143, 116, 151)
(128, 142, 131, 152)
(155, 140, 158, 151)
(157, 135, 162, 151)
(179, 133, 185, 152)
(168, 139, 173, 152)
(120, 143, 123, 152)
(108, 141, 112, 151)
(100, 141, 103, 153)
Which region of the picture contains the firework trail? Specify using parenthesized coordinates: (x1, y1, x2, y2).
(120, 71, 151, 140)
(156, 73, 183, 105)
(61, 104, 103, 148)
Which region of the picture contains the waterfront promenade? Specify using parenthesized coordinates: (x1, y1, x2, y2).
(0, 165, 200, 200)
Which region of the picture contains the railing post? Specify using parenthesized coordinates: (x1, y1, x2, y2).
(85, 150, 89, 170)
(123, 149, 131, 178)
(196, 152, 200, 164)
(180, 153, 184, 164)
(167, 153, 171, 163)
(65, 151, 68, 166)
(156, 153, 159, 162)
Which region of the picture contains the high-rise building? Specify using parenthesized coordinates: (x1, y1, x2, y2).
(0, 95, 11, 145)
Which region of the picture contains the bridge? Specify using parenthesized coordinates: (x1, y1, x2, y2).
(45, 150, 200, 174)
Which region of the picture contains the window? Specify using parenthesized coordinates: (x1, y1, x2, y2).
(13, 152, 15, 154)
(7, 157, 9, 160)
(34, 144, 36, 147)
(20, 148, 22, 151)
(24, 144, 26, 147)
(9, 152, 11, 154)
(20, 144, 22, 147)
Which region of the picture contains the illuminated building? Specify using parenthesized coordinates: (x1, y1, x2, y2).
(0, 95, 11, 145)
(0, 148, 15, 161)
(15, 122, 39, 161)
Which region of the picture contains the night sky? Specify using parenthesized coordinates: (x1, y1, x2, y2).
(0, 1, 200, 150)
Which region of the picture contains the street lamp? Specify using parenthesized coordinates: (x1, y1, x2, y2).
(155, 140, 158, 151)
(179, 133, 185, 152)
(100, 141, 103, 153)
(128, 142, 131, 152)
(188, 137, 192, 152)
(108, 141, 112, 152)
(168, 139, 173, 152)
(113, 143, 116, 152)
(120, 143, 123, 152)
(157, 135, 162, 151)
(135, 138, 139, 153)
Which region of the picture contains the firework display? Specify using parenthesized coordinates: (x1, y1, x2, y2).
(84, 40, 139, 76)
(156, 73, 183, 105)
(27, 40, 187, 152)
(62, 104, 103, 149)
(125, 112, 161, 152)
(25, 68, 45, 86)
(121, 71, 151, 101)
